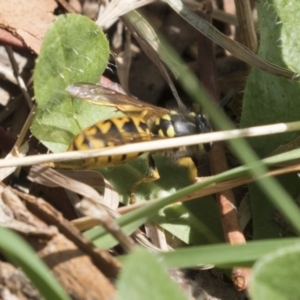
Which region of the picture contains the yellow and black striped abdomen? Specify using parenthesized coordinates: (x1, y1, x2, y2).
(68, 117, 153, 168)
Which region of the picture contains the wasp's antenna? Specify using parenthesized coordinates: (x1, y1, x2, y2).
(219, 88, 236, 108)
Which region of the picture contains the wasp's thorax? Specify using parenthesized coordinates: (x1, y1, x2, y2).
(151, 110, 212, 159)
(151, 110, 211, 138)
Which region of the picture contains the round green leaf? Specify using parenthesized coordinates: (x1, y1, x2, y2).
(31, 14, 110, 152)
(116, 247, 189, 300)
(239, 0, 300, 240)
(250, 243, 300, 299)
(240, 1, 300, 156)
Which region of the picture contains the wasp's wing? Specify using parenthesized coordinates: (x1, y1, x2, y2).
(69, 129, 164, 152)
(66, 82, 169, 116)
(92, 131, 163, 146)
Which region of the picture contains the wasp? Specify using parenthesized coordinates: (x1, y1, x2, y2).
(63, 82, 212, 201)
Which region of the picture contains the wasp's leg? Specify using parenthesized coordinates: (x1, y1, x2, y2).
(130, 154, 160, 204)
(177, 157, 198, 181)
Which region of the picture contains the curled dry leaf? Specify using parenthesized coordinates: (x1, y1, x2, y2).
(96, 0, 157, 30)
(28, 165, 119, 211)
(144, 221, 169, 251)
(0, 143, 29, 181)
(60, 169, 120, 210)
(28, 165, 135, 251)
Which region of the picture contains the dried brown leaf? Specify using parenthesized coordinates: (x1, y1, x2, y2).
(28, 165, 120, 211)
(0, 0, 57, 53)
(0, 184, 119, 298)
(28, 166, 135, 251)
(0, 261, 41, 299)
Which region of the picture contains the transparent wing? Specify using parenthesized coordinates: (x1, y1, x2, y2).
(66, 82, 169, 116)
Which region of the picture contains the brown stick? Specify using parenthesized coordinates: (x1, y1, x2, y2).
(196, 1, 250, 291)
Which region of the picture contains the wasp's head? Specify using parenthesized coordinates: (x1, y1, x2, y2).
(193, 113, 212, 152)
(194, 113, 211, 134)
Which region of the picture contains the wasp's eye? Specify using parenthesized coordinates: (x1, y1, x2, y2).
(195, 114, 211, 133)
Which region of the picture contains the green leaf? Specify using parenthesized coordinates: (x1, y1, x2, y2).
(99, 154, 223, 246)
(239, 1, 300, 239)
(248, 174, 300, 239)
(31, 14, 110, 152)
(153, 197, 224, 245)
(163, 238, 300, 269)
(250, 243, 300, 300)
(116, 238, 300, 269)
(101, 155, 197, 203)
(0, 227, 70, 300)
(159, 238, 300, 269)
(240, 1, 300, 156)
(116, 247, 189, 300)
